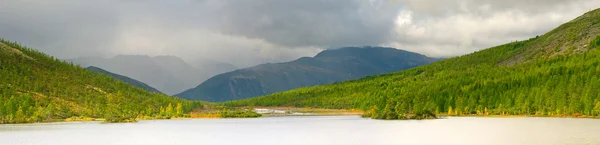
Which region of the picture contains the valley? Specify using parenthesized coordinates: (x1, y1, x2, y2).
(3, 1, 600, 145)
(66, 55, 237, 95)
(3, 8, 600, 124)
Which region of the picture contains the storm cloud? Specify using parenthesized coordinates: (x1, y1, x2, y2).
(1, 0, 599, 67)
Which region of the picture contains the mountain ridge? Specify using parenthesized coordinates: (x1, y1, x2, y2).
(66, 55, 236, 95)
(85, 66, 163, 94)
(177, 46, 438, 102)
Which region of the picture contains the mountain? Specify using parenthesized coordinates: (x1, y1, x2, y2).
(225, 8, 600, 119)
(0, 39, 201, 124)
(85, 66, 163, 94)
(151, 56, 208, 90)
(66, 55, 234, 95)
(66, 55, 184, 95)
(177, 46, 439, 102)
(190, 59, 238, 78)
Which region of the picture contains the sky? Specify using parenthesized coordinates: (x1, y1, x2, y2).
(1, 0, 599, 67)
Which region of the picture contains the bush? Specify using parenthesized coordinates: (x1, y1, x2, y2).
(591, 35, 600, 48)
(103, 117, 137, 123)
(219, 109, 262, 118)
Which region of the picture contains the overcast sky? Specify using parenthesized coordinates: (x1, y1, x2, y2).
(1, 0, 599, 67)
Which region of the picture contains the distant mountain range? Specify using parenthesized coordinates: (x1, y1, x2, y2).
(85, 66, 163, 94)
(176, 46, 439, 102)
(66, 55, 237, 95)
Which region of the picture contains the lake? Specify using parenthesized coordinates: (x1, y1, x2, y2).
(1, 116, 600, 145)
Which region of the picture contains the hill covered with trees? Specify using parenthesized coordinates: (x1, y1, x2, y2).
(0, 39, 202, 123)
(225, 8, 600, 119)
(177, 46, 438, 102)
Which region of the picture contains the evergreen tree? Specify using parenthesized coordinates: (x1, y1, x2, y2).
(176, 103, 184, 117)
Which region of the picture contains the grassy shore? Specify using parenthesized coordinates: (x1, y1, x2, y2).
(0, 107, 263, 124)
(4, 108, 599, 125)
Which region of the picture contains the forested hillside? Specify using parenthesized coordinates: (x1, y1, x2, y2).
(225, 8, 600, 119)
(177, 46, 438, 102)
(86, 66, 163, 94)
(0, 39, 202, 124)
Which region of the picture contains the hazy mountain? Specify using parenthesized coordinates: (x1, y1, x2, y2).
(190, 59, 238, 77)
(85, 66, 163, 94)
(152, 56, 208, 88)
(66, 55, 235, 95)
(176, 46, 439, 102)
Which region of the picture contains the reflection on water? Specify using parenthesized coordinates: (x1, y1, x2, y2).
(1, 116, 600, 145)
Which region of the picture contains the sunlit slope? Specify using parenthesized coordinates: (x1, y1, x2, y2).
(225, 8, 600, 119)
(0, 39, 201, 123)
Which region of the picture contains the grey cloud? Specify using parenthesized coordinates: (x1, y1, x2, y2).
(0, 0, 393, 67)
(390, 0, 600, 57)
(395, 0, 593, 17)
(201, 0, 397, 48)
(0, 0, 120, 58)
(1, 0, 599, 66)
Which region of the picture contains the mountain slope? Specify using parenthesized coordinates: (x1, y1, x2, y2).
(190, 58, 238, 78)
(66, 55, 185, 95)
(225, 8, 600, 119)
(67, 55, 236, 95)
(85, 66, 163, 94)
(177, 46, 438, 102)
(151, 56, 209, 91)
(0, 39, 201, 123)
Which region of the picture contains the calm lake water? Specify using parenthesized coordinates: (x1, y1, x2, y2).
(1, 116, 600, 145)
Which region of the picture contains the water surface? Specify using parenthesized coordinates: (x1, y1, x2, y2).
(1, 116, 600, 145)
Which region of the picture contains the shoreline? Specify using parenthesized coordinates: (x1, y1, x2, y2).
(2, 110, 599, 125)
(2, 116, 598, 125)
(244, 106, 364, 116)
(440, 114, 600, 119)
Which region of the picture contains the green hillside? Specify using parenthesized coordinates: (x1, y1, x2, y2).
(224, 8, 600, 119)
(0, 39, 202, 123)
